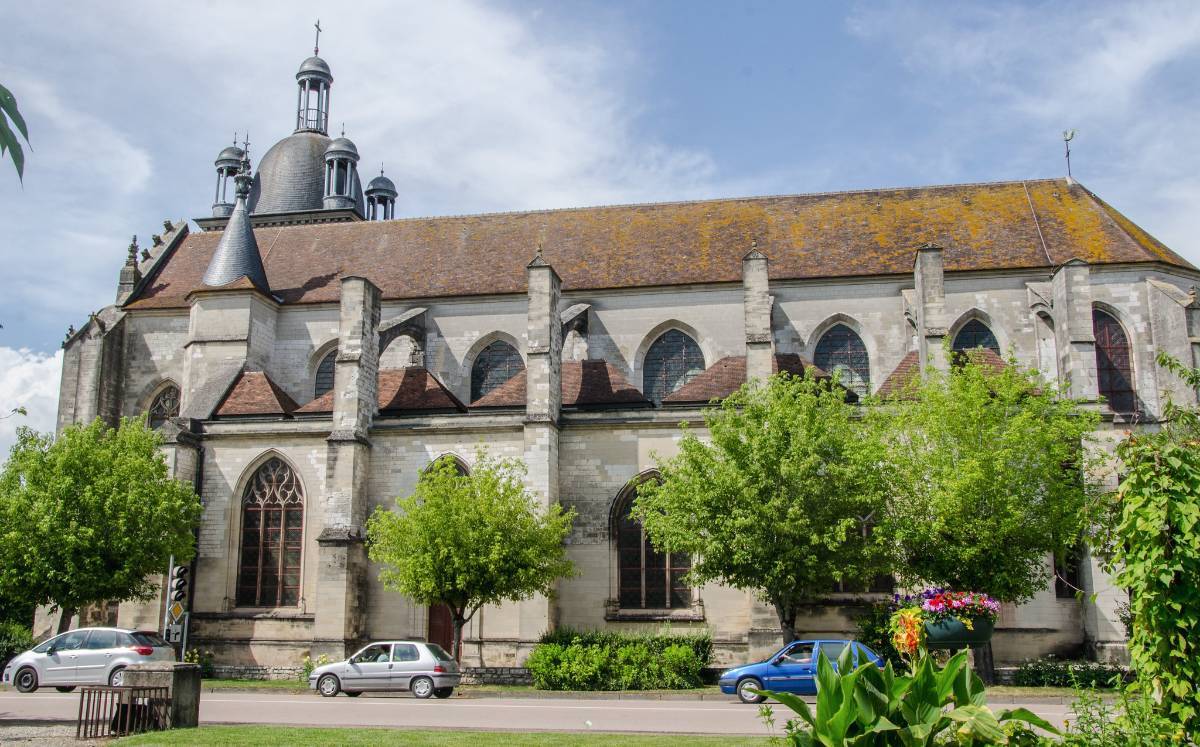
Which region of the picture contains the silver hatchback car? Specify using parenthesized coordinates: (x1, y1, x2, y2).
(309, 641, 461, 698)
(2, 628, 175, 692)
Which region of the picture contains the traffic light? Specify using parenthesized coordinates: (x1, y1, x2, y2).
(168, 565, 190, 604)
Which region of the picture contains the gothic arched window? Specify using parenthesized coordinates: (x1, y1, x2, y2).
(470, 340, 524, 402)
(813, 324, 870, 399)
(147, 385, 180, 429)
(614, 479, 690, 609)
(952, 319, 1000, 354)
(236, 458, 304, 607)
(643, 330, 705, 405)
(1093, 309, 1136, 413)
(314, 350, 337, 398)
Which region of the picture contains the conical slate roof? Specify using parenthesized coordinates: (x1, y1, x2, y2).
(202, 171, 270, 291)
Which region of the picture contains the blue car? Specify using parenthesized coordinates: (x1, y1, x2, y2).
(718, 639, 885, 703)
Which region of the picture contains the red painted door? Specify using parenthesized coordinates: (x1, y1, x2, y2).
(427, 603, 454, 654)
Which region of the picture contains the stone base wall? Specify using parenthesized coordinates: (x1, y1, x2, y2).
(460, 667, 532, 686)
(211, 665, 303, 680)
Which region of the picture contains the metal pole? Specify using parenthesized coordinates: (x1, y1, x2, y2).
(161, 555, 174, 637)
(180, 612, 189, 663)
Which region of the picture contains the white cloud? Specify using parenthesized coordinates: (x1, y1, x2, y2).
(0, 0, 726, 355)
(846, 0, 1200, 266)
(0, 347, 63, 463)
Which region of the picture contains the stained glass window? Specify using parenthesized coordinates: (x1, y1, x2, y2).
(470, 341, 524, 402)
(314, 350, 337, 398)
(643, 330, 704, 405)
(813, 324, 870, 399)
(1093, 309, 1136, 413)
(236, 458, 304, 607)
(952, 319, 1000, 354)
(614, 480, 690, 609)
(148, 385, 180, 429)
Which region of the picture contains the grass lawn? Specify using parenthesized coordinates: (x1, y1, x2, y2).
(200, 678, 310, 692)
(117, 725, 770, 745)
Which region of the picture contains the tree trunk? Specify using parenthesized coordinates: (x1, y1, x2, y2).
(56, 606, 76, 634)
(973, 642, 996, 685)
(451, 614, 464, 663)
(774, 602, 799, 644)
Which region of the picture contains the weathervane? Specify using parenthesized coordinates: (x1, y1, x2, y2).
(314, 19, 322, 55)
(1063, 129, 1076, 180)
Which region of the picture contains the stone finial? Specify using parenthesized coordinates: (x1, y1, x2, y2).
(163, 219, 174, 232)
(126, 236, 139, 264)
(152, 234, 163, 247)
(141, 249, 151, 261)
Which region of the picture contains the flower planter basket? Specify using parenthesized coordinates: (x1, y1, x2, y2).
(923, 616, 994, 650)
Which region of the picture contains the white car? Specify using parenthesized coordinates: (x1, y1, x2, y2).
(2, 628, 175, 692)
(309, 641, 461, 698)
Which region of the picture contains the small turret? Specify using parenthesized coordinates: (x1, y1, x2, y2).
(202, 152, 270, 292)
(365, 167, 397, 220)
(295, 21, 333, 134)
(322, 132, 359, 210)
(212, 134, 245, 217)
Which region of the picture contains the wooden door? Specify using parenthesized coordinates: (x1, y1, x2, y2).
(427, 603, 454, 654)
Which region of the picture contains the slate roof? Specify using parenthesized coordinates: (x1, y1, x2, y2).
(471, 360, 650, 408)
(295, 367, 465, 415)
(215, 370, 300, 417)
(125, 179, 1194, 310)
(876, 348, 1008, 398)
(663, 354, 827, 405)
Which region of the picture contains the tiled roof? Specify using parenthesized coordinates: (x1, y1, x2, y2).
(125, 179, 1195, 310)
(876, 348, 1008, 398)
(215, 370, 300, 417)
(471, 360, 650, 408)
(663, 353, 827, 405)
(296, 368, 466, 414)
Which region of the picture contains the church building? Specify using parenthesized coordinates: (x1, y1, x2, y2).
(48, 44, 1200, 677)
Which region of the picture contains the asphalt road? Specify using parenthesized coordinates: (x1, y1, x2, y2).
(0, 691, 1075, 736)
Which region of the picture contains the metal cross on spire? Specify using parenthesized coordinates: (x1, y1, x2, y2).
(314, 19, 322, 55)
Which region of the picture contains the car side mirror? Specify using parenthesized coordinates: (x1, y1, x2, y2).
(772, 656, 784, 666)
(45, 646, 56, 656)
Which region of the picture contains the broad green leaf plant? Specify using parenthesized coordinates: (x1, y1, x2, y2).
(366, 450, 576, 661)
(755, 647, 1059, 746)
(634, 371, 889, 643)
(0, 83, 31, 182)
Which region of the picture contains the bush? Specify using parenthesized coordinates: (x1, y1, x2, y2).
(299, 653, 331, 683)
(1060, 683, 1186, 745)
(527, 628, 709, 690)
(183, 648, 216, 678)
(537, 626, 713, 665)
(0, 621, 33, 671)
(1013, 656, 1129, 689)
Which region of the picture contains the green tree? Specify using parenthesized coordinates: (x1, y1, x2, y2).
(1, 82, 30, 182)
(873, 352, 1100, 602)
(366, 451, 576, 661)
(0, 419, 202, 630)
(1106, 352, 1200, 733)
(634, 372, 888, 643)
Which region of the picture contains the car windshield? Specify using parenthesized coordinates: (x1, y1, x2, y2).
(857, 643, 879, 660)
(426, 644, 454, 662)
(32, 634, 65, 654)
(132, 632, 169, 647)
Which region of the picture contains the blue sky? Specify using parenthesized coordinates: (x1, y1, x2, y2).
(2, 0, 1199, 450)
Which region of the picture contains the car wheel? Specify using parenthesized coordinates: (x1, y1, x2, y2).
(317, 674, 341, 697)
(736, 677, 766, 704)
(345, 691, 362, 697)
(14, 667, 38, 693)
(433, 687, 453, 699)
(108, 667, 127, 687)
(410, 676, 435, 699)
(55, 686, 77, 693)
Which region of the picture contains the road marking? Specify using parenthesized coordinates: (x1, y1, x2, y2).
(198, 697, 747, 713)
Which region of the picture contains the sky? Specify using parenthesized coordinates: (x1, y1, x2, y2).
(1, 0, 1199, 455)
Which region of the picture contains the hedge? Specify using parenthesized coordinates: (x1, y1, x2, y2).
(528, 628, 711, 690)
(0, 621, 34, 673)
(1013, 656, 1131, 688)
